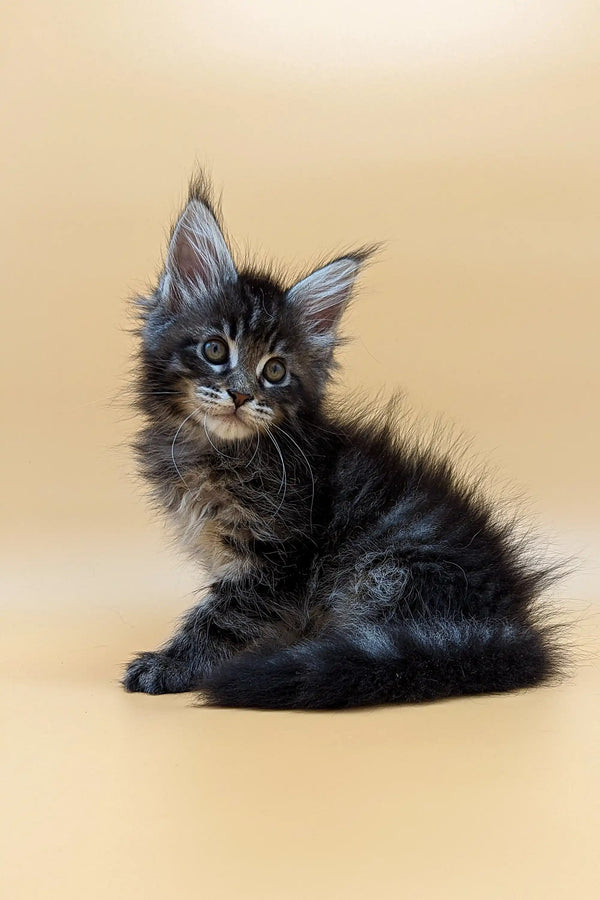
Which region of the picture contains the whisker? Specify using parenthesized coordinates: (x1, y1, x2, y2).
(245, 431, 261, 468)
(170, 410, 199, 489)
(202, 413, 250, 460)
(273, 423, 315, 532)
(265, 427, 288, 517)
(203, 413, 229, 458)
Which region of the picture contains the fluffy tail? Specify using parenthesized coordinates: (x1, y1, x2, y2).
(200, 619, 560, 710)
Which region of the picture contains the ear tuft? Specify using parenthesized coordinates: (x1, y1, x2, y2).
(164, 189, 237, 307)
(286, 249, 373, 336)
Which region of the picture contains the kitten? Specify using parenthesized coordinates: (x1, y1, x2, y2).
(123, 175, 561, 709)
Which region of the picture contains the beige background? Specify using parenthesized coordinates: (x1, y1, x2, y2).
(1, 2, 599, 898)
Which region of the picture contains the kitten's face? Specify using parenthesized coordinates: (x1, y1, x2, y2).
(144, 276, 331, 442)
(138, 187, 368, 444)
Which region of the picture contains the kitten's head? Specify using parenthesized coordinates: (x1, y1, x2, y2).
(138, 179, 371, 442)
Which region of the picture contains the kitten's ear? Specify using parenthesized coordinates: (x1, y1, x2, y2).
(286, 252, 370, 338)
(163, 198, 237, 307)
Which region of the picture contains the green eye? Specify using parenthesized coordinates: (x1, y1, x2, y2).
(202, 339, 229, 364)
(263, 358, 286, 384)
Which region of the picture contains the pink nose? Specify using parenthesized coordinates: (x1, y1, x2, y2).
(227, 390, 253, 409)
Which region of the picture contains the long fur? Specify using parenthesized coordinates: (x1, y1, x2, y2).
(123, 176, 564, 710)
(201, 619, 558, 710)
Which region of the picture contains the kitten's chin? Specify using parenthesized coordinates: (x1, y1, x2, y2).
(205, 413, 254, 443)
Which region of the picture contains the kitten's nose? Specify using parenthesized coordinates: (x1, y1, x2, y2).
(227, 390, 253, 409)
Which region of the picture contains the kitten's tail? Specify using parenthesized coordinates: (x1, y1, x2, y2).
(200, 618, 561, 710)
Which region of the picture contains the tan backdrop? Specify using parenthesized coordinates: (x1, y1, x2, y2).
(2, 3, 598, 899)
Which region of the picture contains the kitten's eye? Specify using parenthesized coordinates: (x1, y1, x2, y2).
(262, 358, 286, 384)
(202, 339, 229, 365)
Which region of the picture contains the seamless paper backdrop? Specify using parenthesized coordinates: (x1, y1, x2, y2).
(1, 3, 599, 899)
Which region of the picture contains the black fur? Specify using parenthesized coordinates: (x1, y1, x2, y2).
(202, 620, 554, 709)
(122, 176, 562, 709)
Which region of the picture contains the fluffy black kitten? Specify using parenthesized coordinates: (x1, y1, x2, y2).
(123, 176, 560, 709)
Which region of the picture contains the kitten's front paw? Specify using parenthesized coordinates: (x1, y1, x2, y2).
(122, 651, 197, 694)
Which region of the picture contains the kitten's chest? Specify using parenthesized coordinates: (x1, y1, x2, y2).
(169, 468, 263, 580)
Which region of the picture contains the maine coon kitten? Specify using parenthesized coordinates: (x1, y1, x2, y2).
(123, 176, 560, 709)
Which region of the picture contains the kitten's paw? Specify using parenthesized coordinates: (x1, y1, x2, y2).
(122, 651, 197, 694)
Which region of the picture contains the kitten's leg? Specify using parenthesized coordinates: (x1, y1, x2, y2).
(122, 590, 274, 695)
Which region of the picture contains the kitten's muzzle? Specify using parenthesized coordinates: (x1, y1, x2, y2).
(227, 390, 253, 409)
